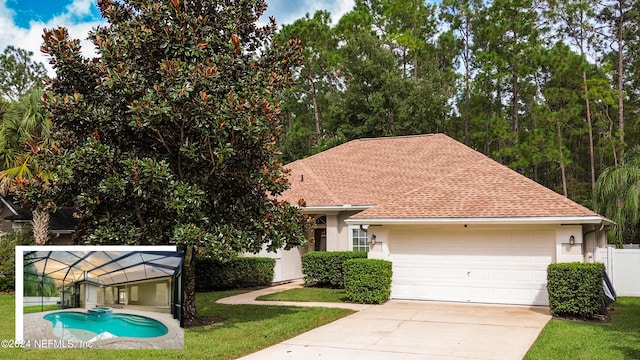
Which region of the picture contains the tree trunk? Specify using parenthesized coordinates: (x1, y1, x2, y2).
(309, 78, 321, 144)
(617, 0, 625, 149)
(583, 71, 596, 190)
(182, 245, 198, 325)
(464, 18, 471, 146)
(32, 210, 49, 246)
(512, 67, 519, 134)
(557, 122, 568, 197)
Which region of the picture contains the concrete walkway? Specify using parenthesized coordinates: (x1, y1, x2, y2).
(216, 281, 370, 311)
(217, 283, 551, 360)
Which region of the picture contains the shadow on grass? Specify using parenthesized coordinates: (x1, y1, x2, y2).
(192, 290, 352, 332)
(603, 297, 640, 352)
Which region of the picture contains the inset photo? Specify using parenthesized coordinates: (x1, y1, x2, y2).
(17, 246, 184, 349)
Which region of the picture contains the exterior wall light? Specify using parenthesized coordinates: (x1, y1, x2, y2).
(569, 235, 576, 245)
(370, 234, 377, 245)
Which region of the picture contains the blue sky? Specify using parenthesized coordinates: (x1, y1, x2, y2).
(0, 0, 354, 76)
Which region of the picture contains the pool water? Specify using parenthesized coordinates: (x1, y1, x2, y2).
(44, 311, 168, 342)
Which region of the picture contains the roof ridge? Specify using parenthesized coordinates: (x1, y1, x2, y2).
(285, 134, 440, 165)
(352, 133, 437, 142)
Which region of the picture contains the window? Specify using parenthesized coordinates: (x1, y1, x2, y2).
(351, 227, 369, 252)
(156, 283, 168, 304)
(105, 287, 113, 302)
(131, 286, 138, 301)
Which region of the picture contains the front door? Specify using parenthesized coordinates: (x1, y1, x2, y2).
(314, 228, 327, 251)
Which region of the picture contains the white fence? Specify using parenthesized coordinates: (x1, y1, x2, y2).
(23, 296, 60, 307)
(595, 247, 640, 296)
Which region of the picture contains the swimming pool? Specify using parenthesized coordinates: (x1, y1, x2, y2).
(44, 311, 168, 343)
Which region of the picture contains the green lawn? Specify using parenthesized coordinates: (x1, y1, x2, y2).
(23, 305, 60, 314)
(0, 292, 353, 360)
(256, 287, 348, 303)
(525, 297, 640, 360)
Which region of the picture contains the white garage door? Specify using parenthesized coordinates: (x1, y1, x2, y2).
(389, 229, 555, 306)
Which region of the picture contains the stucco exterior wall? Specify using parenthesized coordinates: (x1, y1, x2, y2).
(555, 225, 583, 263)
(241, 246, 307, 283)
(324, 211, 362, 251)
(115, 278, 171, 306)
(367, 223, 608, 266)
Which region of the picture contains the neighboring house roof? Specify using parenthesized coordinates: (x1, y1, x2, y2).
(0, 195, 78, 232)
(281, 134, 609, 224)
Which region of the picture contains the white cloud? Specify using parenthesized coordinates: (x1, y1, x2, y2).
(0, 0, 355, 78)
(0, 0, 104, 78)
(328, 0, 355, 24)
(65, 0, 94, 17)
(262, 0, 354, 27)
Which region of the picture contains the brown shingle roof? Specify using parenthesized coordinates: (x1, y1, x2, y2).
(280, 134, 600, 219)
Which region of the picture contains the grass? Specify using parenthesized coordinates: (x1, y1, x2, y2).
(0, 292, 353, 360)
(256, 287, 348, 303)
(23, 305, 60, 314)
(524, 297, 640, 360)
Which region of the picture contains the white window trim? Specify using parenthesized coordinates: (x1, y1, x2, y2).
(349, 225, 369, 252)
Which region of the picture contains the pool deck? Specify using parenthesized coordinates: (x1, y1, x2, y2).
(23, 307, 184, 349)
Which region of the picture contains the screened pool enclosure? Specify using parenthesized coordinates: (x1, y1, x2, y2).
(23, 249, 184, 326)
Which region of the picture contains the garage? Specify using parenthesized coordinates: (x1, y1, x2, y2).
(388, 229, 555, 306)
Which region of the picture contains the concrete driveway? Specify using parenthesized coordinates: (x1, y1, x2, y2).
(237, 299, 551, 360)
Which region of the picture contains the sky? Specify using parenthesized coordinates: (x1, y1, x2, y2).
(0, 0, 354, 77)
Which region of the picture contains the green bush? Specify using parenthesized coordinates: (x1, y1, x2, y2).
(547, 262, 605, 318)
(344, 258, 392, 304)
(195, 257, 275, 291)
(0, 230, 33, 293)
(301, 251, 367, 288)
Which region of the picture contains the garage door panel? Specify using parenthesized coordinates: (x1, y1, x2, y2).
(389, 230, 555, 306)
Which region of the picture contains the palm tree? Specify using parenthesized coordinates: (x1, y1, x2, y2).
(594, 146, 640, 247)
(0, 88, 54, 245)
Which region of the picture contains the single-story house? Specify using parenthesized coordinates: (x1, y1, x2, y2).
(270, 134, 611, 306)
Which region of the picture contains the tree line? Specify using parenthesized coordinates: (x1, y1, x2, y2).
(276, 0, 640, 210)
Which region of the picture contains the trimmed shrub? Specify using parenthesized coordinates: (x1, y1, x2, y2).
(344, 258, 392, 304)
(301, 251, 367, 288)
(547, 262, 605, 318)
(195, 257, 275, 291)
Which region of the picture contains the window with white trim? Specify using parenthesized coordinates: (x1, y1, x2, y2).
(156, 283, 168, 304)
(350, 227, 369, 252)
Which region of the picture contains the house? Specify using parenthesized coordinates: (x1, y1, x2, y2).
(0, 195, 78, 244)
(274, 134, 611, 306)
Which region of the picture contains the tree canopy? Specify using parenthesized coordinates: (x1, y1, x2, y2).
(13, 0, 309, 323)
(0, 46, 46, 102)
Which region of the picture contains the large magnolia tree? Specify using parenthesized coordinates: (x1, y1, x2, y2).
(14, 0, 308, 324)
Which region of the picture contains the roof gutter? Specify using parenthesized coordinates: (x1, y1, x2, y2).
(300, 205, 373, 214)
(345, 216, 614, 226)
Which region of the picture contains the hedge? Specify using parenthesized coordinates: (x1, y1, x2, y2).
(547, 262, 605, 318)
(301, 251, 367, 288)
(195, 257, 275, 291)
(344, 258, 392, 304)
